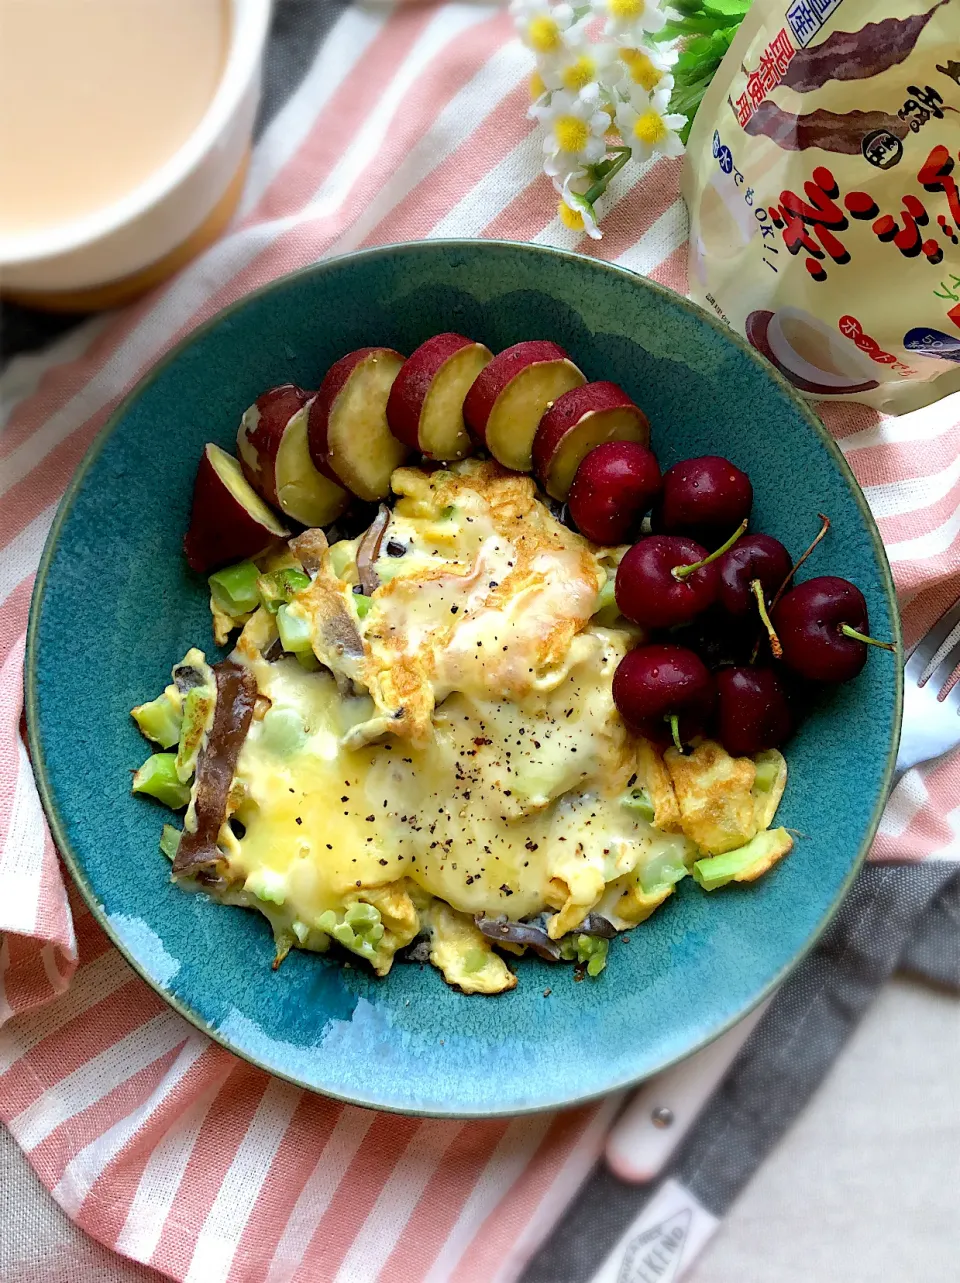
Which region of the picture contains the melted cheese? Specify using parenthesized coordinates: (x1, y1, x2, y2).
(198, 460, 789, 989)
(228, 633, 655, 926)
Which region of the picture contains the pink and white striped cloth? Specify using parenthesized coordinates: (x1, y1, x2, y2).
(1, 4, 959, 1280)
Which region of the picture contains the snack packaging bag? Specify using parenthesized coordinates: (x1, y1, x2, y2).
(681, 0, 960, 415)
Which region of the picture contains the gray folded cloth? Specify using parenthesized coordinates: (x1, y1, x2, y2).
(522, 863, 960, 1282)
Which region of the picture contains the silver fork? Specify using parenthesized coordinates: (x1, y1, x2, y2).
(895, 596, 960, 786)
(607, 597, 960, 1184)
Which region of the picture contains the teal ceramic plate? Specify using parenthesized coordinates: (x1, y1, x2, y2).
(26, 242, 901, 1117)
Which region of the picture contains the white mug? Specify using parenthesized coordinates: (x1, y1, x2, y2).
(0, 0, 272, 309)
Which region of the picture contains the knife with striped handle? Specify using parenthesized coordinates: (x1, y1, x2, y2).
(605, 997, 773, 1182)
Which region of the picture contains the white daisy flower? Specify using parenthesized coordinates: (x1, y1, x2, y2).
(535, 88, 610, 176)
(529, 68, 549, 105)
(617, 42, 676, 95)
(614, 86, 685, 162)
(594, 0, 666, 42)
(556, 171, 603, 239)
(514, 2, 579, 58)
(540, 41, 617, 98)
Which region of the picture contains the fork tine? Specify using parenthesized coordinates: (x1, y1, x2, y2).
(922, 627, 960, 703)
(912, 596, 960, 683)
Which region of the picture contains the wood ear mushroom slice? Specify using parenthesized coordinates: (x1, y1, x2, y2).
(173, 661, 257, 878)
(355, 503, 391, 595)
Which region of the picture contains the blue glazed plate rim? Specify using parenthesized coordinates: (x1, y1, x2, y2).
(25, 240, 903, 1116)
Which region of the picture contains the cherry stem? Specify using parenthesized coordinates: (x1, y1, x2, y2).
(672, 519, 748, 580)
(841, 624, 897, 652)
(769, 513, 831, 612)
(666, 712, 683, 754)
(751, 579, 783, 658)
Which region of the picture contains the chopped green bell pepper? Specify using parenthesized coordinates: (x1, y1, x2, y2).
(639, 847, 690, 895)
(754, 757, 780, 791)
(245, 867, 287, 905)
(577, 934, 609, 976)
(159, 824, 181, 861)
(316, 902, 384, 959)
(462, 947, 489, 974)
(621, 788, 655, 823)
(693, 828, 791, 891)
(132, 754, 191, 809)
(260, 706, 307, 756)
(560, 933, 610, 976)
(257, 568, 311, 614)
(592, 576, 621, 627)
(176, 684, 214, 782)
(208, 561, 261, 615)
(276, 603, 313, 653)
(132, 692, 182, 749)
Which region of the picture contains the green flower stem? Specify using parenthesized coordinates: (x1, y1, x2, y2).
(584, 148, 631, 206)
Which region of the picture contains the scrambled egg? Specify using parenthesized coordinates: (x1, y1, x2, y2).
(138, 461, 791, 993)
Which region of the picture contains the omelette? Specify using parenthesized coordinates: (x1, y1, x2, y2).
(131, 461, 791, 993)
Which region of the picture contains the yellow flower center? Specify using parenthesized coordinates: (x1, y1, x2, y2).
(609, 0, 644, 20)
(529, 70, 547, 100)
(528, 15, 561, 53)
(633, 109, 667, 145)
(561, 55, 596, 93)
(555, 114, 589, 153)
(621, 49, 663, 91)
(558, 199, 585, 231)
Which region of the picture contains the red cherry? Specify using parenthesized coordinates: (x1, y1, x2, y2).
(613, 644, 715, 747)
(718, 534, 792, 616)
(615, 535, 720, 629)
(715, 667, 793, 756)
(568, 442, 661, 544)
(772, 576, 895, 683)
(653, 455, 752, 543)
(670, 608, 757, 671)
